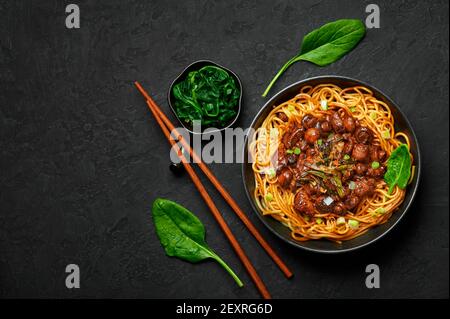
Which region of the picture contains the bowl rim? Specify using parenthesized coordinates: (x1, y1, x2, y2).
(167, 59, 243, 134)
(241, 75, 422, 253)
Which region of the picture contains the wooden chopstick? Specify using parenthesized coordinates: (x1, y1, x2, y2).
(142, 99, 271, 299)
(134, 81, 293, 279)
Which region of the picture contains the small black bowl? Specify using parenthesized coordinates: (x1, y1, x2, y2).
(242, 75, 421, 253)
(167, 60, 243, 134)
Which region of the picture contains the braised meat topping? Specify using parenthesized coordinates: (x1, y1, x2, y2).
(274, 111, 386, 216)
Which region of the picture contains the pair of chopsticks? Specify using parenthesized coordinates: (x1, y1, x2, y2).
(135, 81, 293, 299)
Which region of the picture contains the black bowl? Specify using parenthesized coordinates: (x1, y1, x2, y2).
(167, 60, 243, 134)
(242, 76, 421, 253)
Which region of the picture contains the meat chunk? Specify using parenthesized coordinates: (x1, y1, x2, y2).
(353, 178, 376, 197)
(369, 145, 381, 162)
(331, 111, 345, 133)
(343, 115, 356, 133)
(314, 195, 334, 213)
(287, 128, 303, 148)
(320, 121, 332, 133)
(293, 190, 315, 216)
(366, 166, 386, 178)
(369, 145, 378, 162)
(278, 168, 293, 188)
(352, 143, 370, 162)
(355, 162, 368, 175)
(369, 145, 387, 162)
(302, 114, 318, 129)
(343, 139, 354, 155)
(354, 126, 373, 144)
(345, 196, 360, 210)
(304, 128, 320, 144)
(333, 202, 346, 215)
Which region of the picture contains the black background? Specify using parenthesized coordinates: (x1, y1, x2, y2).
(0, 0, 448, 298)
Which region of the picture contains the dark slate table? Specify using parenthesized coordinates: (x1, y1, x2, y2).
(0, 0, 448, 298)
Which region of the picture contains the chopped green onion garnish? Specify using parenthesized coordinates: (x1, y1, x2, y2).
(371, 161, 380, 169)
(382, 130, 391, 139)
(317, 139, 323, 146)
(370, 112, 377, 120)
(320, 100, 328, 110)
(265, 193, 274, 201)
(375, 207, 386, 214)
(336, 217, 346, 225)
(266, 168, 276, 178)
(348, 219, 359, 229)
(328, 133, 334, 139)
(333, 175, 345, 198)
(293, 147, 301, 155)
(343, 154, 350, 161)
(349, 181, 356, 190)
(286, 149, 294, 154)
(306, 170, 327, 179)
(287, 105, 295, 112)
(316, 218, 323, 224)
(350, 107, 356, 112)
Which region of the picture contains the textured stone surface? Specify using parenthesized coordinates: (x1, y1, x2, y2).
(0, 0, 448, 298)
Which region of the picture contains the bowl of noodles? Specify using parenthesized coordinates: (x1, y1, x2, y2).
(242, 76, 421, 253)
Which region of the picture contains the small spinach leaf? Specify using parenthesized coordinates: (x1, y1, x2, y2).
(152, 198, 243, 287)
(298, 19, 366, 66)
(384, 144, 412, 194)
(262, 19, 366, 97)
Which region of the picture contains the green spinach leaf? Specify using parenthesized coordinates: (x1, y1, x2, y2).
(152, 198, 243, 287)
(384, 144, 412, 194)
(262, 19, 366, 97)
(172, 66, 240, 128)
